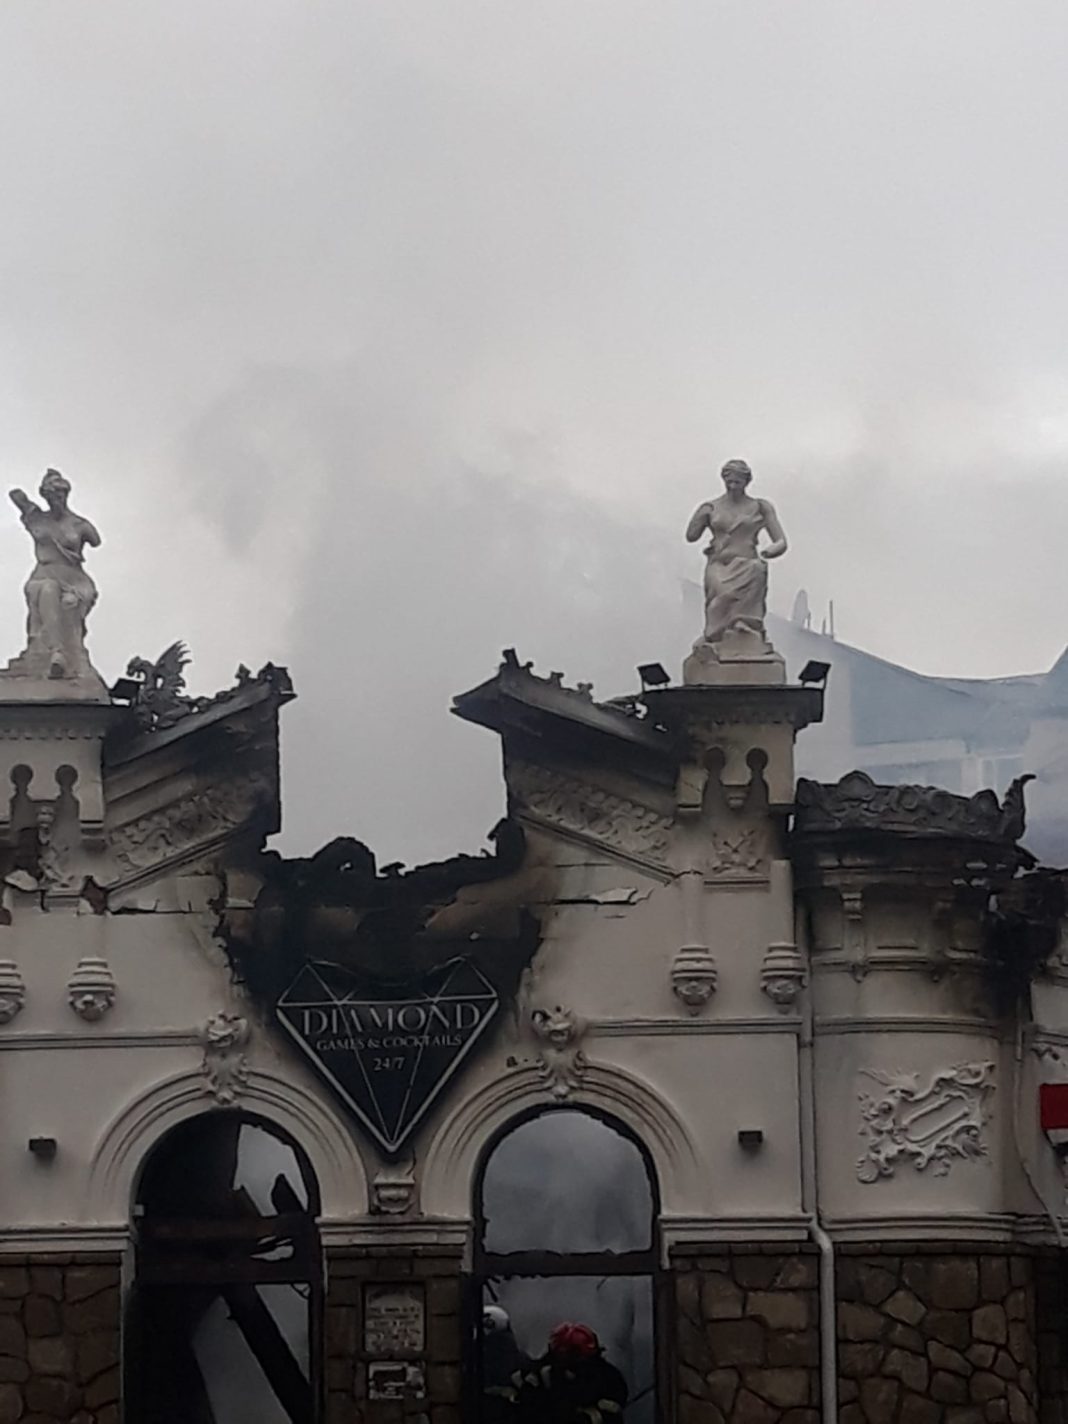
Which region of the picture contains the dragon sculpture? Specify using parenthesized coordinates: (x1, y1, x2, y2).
(125, 641, 206, 730)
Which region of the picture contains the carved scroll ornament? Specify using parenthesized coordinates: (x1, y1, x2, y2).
(857, 1061, 995, 1183)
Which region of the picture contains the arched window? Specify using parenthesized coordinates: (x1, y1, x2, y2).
(127, 1112, 322, 1424)
(474, 1108, 660, 1423)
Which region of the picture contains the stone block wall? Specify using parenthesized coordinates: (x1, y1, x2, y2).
(673, 1245, 822, 1424)
(0, 1256, 120, 1424)
(673, 1244, 1065, 1424)
(324, 1245, 463, 1424)
(837, 1248, 1037, 1424)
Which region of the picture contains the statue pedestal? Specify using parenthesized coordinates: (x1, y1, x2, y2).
(683, 631, 786, 687)
(0, 665, 109, 704)
(0, 643, 109, 704)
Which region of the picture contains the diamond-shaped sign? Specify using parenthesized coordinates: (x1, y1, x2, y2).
(276, 958, 499, 1155)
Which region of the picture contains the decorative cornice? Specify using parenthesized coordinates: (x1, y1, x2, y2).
(1029, 1028, 1068, 1050)
(661, 1214, 811, 1257)
(319, 1219, 470, 1251)
(813, 950, 986, 974)
(0, 1029, 201, 1051)
(589, 1016, 801, 1036)
(642, 684, 823, 733)
(6, 1215, 1056, 1257)
(795, 770, 1031, 844)
(0, 703, 121, 740)
(0, 726, 109, 741)
(0, 1224, 129, 1255)
(815, 1016, 1005, 1037)
(821, 1213, 1022, 1245)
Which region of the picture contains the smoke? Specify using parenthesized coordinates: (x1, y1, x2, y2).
(1, 0, 1067, 856)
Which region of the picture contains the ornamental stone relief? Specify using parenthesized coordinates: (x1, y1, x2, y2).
(706, 826, 766, 879)
(111, 773, 271, 874)
(67, 956, 116, 1021)
(508, 760, 672, 865)
(371, 1165, 416, 1216)
(0, 959, 25, 1023)
(760, 942, 806, 1011)
(856, 1061, 995, 1183)
(200, 1010, 251, 1105)
(670, 944, 718, 1014)
(530, 1006, 588, 1100)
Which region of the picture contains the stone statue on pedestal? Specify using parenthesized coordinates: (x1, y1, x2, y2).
(3, 470, 107, 698)
(683, 458, 787, 685)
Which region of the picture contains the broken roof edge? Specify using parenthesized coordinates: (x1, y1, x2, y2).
(450, 649, 670, 756)
(106, 661, 295, 767)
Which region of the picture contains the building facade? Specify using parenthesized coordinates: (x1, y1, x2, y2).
(2, 480, 1068, 1424)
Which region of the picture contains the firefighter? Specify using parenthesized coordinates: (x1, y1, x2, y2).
(514, 1321, 628, 1423)
(482, 1305, 528, 1421)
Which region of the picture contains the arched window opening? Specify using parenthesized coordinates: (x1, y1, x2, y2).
(128, 1112, 322, 1424)
(475, 1109, 660, 1424)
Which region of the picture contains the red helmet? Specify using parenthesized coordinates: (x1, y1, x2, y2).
(548, 1322, 600, 1359)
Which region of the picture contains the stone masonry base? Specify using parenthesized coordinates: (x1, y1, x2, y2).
(675, 1244, 1066, 1424)
(3, 1241, 1066, 1423)
(0, 1255, 121, 1424)
(324, 1245, 463, 1424)
(836, 1247, 1037, 1424)
(674, 1245, 822, 1424)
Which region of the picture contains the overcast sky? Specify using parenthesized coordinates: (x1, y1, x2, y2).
(2, 1, 1067, 862)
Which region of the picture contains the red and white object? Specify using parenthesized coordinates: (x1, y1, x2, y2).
(1039, 1083, 1068, 1152)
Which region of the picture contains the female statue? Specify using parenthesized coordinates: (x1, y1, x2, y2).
(685, 459, 787, 649)
(8, 469, 101, 680)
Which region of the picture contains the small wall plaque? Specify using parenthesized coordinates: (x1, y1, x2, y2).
(363, 1282, 426, 1356)
(368, 1361, 426, 1401)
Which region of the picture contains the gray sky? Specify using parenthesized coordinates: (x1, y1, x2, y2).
(2, 1, 1067, 862)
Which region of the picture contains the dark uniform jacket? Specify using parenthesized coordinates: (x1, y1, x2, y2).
(511, 1351, 628, 1424)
